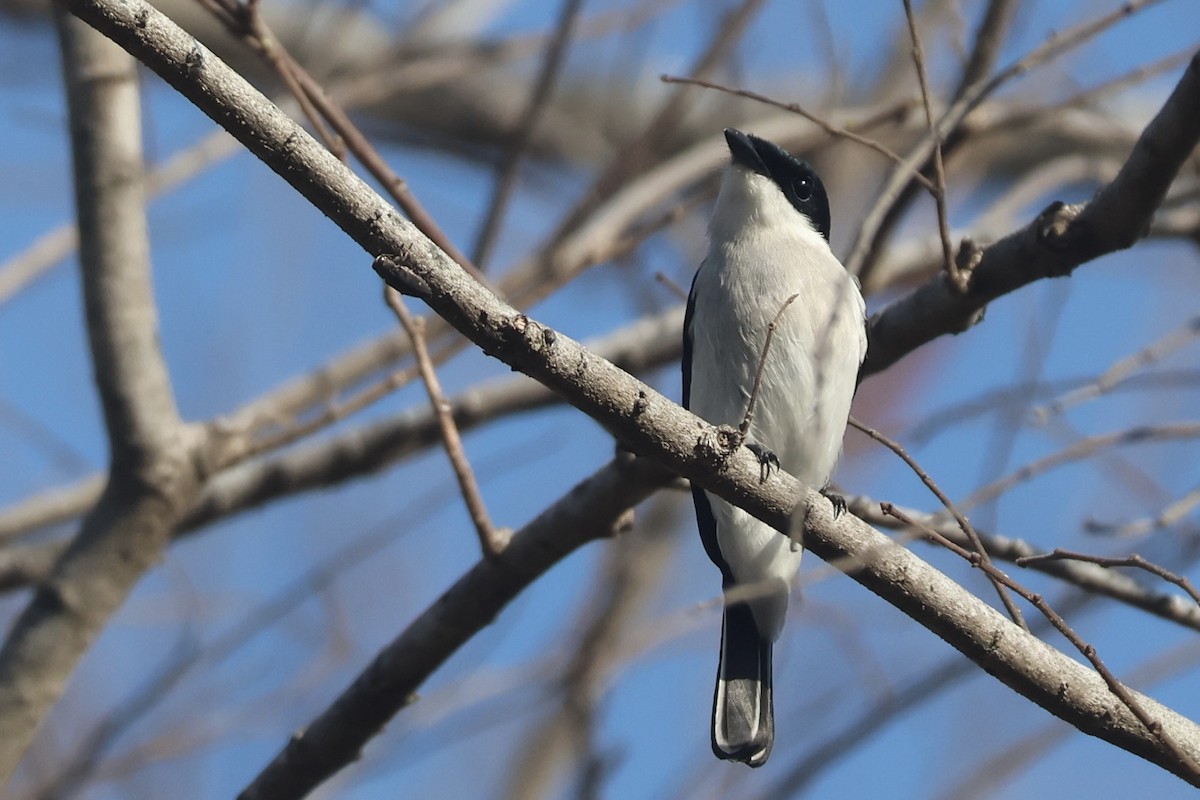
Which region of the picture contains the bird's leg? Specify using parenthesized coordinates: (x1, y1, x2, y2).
(820, 486, 847, 518)
(696, 425, 777, 484)
(746, 442, 780, 483)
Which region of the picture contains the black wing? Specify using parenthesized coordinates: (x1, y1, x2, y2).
(681, 267, 699, 410)
(683, 263, 733, 585)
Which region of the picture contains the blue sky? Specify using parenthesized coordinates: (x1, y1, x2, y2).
(2, 1, 1200, 798)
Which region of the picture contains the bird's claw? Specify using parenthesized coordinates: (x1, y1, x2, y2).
(746, 442, 780, 483)
(821, 487, 847, 518)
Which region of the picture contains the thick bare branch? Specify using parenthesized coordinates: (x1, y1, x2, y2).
(59, 17, 181, 460)
(0, 10, 205, 784)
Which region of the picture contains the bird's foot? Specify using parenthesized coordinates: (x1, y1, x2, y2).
(821, 486, 847, 518)
(746, 442, 780, 483)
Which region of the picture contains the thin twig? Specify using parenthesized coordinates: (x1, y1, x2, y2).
(205, 1, 486, 284)
(473, 0, 585, 270)
(953, 0, 1019, 99)
(740, 294, 799, 437)
(1033, 315, 1200, 422)
(880, 503, 1200, 779)
(976, 47, 1195, 135)
(902, 0, 961, 292)
(653, 271, 688, 301)
(385, 288, 502, 557)
(853, 495, 1200, 633)
(850, 417, 1028, 629)
(245, 13, 345, 158)
(848, 0, 1169, 282)
(960, 422, 1200, 513)
(659, 75, 930, 190)
(759, 589, 1099, 800)
(1016, 549, 1200, 608)
(243, 335, 462, 459)
(1086, 484, 1200, 537)
(546, 0, 766, 244)
(935, 638, 1200, 800)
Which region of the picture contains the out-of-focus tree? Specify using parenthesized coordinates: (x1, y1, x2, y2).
(0, 0, 1199, 797)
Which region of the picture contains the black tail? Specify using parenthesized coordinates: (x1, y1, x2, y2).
(712, 600, 773, 766)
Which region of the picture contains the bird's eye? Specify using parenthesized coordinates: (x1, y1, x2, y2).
(791, 177, 813, 202)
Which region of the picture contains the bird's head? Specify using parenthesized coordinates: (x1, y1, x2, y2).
(717, 127, 831, 243)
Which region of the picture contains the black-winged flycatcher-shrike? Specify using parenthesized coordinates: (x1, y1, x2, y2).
(682, 128, 867, 766)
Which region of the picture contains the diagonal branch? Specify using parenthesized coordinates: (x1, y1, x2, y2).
(657, 75, 929, 189)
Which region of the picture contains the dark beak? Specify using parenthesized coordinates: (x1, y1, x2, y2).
(724, 128, 769, 177)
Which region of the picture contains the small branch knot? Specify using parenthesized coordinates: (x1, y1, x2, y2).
(954, 237, 983, 283)
(714, 424, 743, 457)
(373, 253, 432, 300)
(694, 424, 742, 471)
(1035, 201, 1084, 252)
(631, 390, 649, 417)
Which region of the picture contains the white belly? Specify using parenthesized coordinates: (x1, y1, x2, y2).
(688, 232, 865, 638)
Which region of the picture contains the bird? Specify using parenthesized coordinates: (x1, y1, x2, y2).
(682, 128, 867, 766)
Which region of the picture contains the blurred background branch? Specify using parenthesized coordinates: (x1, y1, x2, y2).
(1, 0, 1198, 797)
